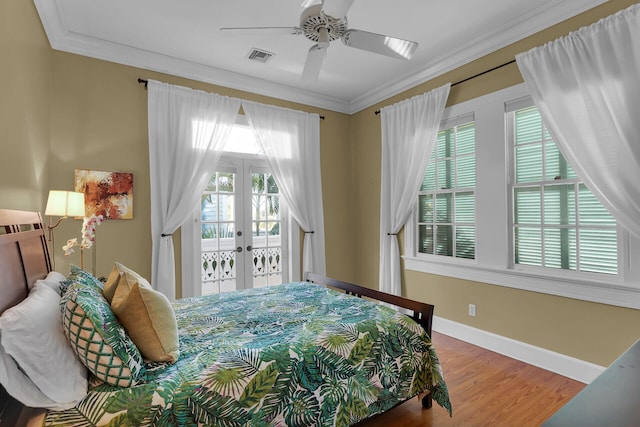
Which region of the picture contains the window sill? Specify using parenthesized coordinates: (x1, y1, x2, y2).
(404, 256, 640, 309)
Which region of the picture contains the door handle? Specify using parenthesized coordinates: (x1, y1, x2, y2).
(235, 246, 243, 253)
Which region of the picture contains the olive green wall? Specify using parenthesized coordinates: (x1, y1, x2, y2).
(3, 0, 640, 367)
(351, 0, 640, 367)
(0, 0, 51, 210)
(46, 54, 354, 297)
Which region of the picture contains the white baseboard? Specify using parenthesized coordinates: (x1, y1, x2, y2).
(432, 316, 605, 384)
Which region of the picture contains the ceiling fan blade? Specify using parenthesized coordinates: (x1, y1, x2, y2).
(300, 0, 320, 7)
(302, 44, 326, 83)
(342, 29, 418, 60)
(321, 0, 355, 19)
(220, 27, 303, 36)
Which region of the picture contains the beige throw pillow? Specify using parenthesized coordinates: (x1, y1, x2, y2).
(103, 262, 147, 303)
(110, 271, 180, 363)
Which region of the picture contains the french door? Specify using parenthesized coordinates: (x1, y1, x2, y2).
(198, 157, 288, 294)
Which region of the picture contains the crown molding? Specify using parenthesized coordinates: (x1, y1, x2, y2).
(35, 0, 608, 115)
(348, 0, 608, 113)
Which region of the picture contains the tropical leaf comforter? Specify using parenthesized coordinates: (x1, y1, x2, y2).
(44, 282, 451, 426)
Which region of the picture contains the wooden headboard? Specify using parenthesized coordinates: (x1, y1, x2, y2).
(0, 209, 52, 426)
(0, 209, 51, 314)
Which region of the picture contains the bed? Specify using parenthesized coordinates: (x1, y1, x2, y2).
(0, 208, 451, 426)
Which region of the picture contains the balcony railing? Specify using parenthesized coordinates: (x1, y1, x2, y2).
(201, 237, 281, 289)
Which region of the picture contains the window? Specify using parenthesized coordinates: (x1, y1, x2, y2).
(404, 83, 639, 309)
(509, 105, 618, 275)
(417, 116, 476, 259)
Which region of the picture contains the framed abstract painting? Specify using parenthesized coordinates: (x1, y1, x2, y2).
(74, 169, 134, 219)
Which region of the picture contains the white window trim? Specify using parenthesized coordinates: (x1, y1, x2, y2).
(405, 83, 640, 309)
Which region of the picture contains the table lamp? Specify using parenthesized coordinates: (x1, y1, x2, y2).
(45, 190, 85, 242)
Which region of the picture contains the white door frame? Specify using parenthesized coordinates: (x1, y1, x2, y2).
(180, 154, 300, 297)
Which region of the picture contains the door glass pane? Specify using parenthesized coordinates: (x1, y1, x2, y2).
(266, 173, 278, 193)
(252, 221, 265, 237)
(218, 173, 234, 192)
(253, 195, 266, 222)
(267, 195, 280, 221)
(218, 194, 235, 222)
(252, 172, 266, 193)
(205, 174, 217, 192)
(251, 171, 282, 289)
(201, 172, 237, 295)
(201, 195, 217, 221)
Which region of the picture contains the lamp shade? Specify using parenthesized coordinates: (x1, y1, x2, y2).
(45, 190, 85, 217)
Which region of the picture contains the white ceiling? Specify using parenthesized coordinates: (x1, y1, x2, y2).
(34, 0, 606, 114)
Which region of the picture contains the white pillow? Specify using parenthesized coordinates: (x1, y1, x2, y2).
(0, 341, 67, 410)
(34, 271, 67, 296)
(0, 282, 88, 408)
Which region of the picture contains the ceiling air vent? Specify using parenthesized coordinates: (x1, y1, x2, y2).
(247, 48, 274, 63)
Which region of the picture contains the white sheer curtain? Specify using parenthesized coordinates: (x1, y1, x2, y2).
(379, 83, 451, 295)
(516, 3, 640, 238)
(242, 100, 326, 277)
(148, 80, 240, 299)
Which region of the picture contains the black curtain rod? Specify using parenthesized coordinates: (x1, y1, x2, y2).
(137, 78, 325, 120)
(374, 59, 517, 115)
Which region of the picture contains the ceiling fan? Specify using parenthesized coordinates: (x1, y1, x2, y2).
(220, 0, 418, 83)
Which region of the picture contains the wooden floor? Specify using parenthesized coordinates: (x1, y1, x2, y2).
(358, 332, 586, 427)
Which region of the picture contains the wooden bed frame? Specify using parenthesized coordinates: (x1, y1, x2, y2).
(304, 272, 434, 409)
(0, 209, 435, 425)
(0, 209, 51, 314)
(304, 272, 434, 337)
(0, 209, 52, 426)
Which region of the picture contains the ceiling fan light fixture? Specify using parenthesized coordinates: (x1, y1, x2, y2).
(318, 27, 330, 48)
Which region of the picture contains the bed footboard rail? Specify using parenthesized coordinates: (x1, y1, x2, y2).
(304, 272, 434, 337)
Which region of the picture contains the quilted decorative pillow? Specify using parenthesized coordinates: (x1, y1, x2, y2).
(60, 282, 144, 387)
(111, 271, 180, 363)
(60, 265, 104, 295)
